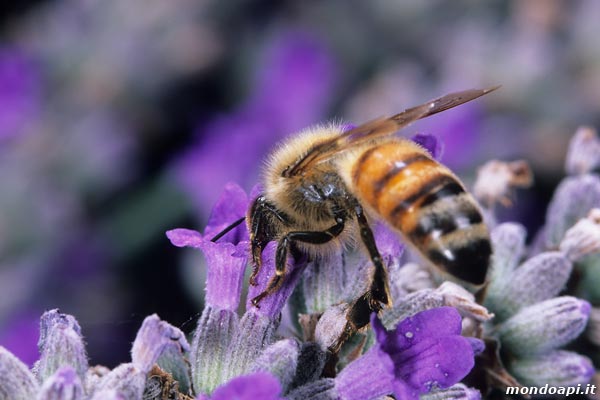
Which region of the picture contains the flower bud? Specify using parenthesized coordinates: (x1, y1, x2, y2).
(251, 338, 300, 393)
(545, 174, 600, 248)
(498, 296, 590, 356)
(84, 365, 109, 395)
(560, 209, 600, 261)
(92, 363, 145, 400)
(381, 289, 443, 329)
(489, 223, 527, 279)
(131, 314, 189, 374)
(509, 350, 594, 387)
(420, 384, 481, 400)
(285, 378, 337, 400)
(565, 126, 600, 175)
(37, 366, 84, 400)
(35, 310, 88, 385)
(488, 252, 572, 321)
(89, 389, 125, 400)
(315, 303, 351, 351)
(0, 346, 39, 399)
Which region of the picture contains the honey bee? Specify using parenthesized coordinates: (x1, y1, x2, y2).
(214, 87, 496, 341)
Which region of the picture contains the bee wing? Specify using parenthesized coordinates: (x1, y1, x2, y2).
(285, 86, 499, 177)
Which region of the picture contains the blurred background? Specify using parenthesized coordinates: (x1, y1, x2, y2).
(0, 0, 599, 368)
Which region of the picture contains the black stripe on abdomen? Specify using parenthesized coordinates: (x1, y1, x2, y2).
(390, 174, 457, 218)
(408, 201, 483, 240)
(426, 237, 491, 284)
(373, 154, 431, 199)
(420, 181, 464, 208)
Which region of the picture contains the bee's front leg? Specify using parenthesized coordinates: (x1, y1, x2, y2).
(248, 195, 286, 285)
(250, 219, 345, 308)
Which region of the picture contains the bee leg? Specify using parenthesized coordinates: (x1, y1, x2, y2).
(250, 219, 345, 307)
(248, 195, 289, 285)
(355, 205, 391, 308)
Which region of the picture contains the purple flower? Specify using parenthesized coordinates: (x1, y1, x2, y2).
(168, 183, 256, 394)
(411, 133, 444, 160)
(336, 307, 479, 400)
(174, 30, 337, 212)
(167, 182, 249, 311)
(198, 372, 283, 400)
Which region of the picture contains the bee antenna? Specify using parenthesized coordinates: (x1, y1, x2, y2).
(210, 217, 246, 242)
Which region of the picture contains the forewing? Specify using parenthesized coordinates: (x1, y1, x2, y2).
(284, 86, 499, 177)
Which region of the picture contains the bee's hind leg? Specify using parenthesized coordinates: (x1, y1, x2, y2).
(250, 217, 345, 308)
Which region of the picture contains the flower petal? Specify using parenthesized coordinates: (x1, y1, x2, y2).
(394, 335, 475, 392)
(411, 133, 443, 160)
(166, 228, 203, 248)
(204, 182, 249, 243)
(210, 372, 282, 400)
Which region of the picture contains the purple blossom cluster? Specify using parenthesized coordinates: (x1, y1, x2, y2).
(4, 128, 600, 399)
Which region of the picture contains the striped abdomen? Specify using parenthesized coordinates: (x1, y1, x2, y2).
(352, 140, 490, 285)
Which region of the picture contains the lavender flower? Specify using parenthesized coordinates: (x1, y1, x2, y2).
(290, 308, 481, 400)
(197, 372, 283, 400)
(473, 128, 600, 394)
(0, 310, 190, 399)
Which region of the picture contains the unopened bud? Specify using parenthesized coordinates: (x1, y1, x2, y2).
(498, 296, 590, 356)
(35, 310, 88, 384)
(509, 350, 594, 387)
(37, 366, 84, 400)
(0, 346, 39, 399)
(560, 209, 600, 261)
(565, 126, 600, 175)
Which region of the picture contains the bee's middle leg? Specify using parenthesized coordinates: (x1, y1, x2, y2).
(250, 220, 345, 307)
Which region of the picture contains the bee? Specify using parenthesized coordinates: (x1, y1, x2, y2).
(214, 87, 496, 343)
